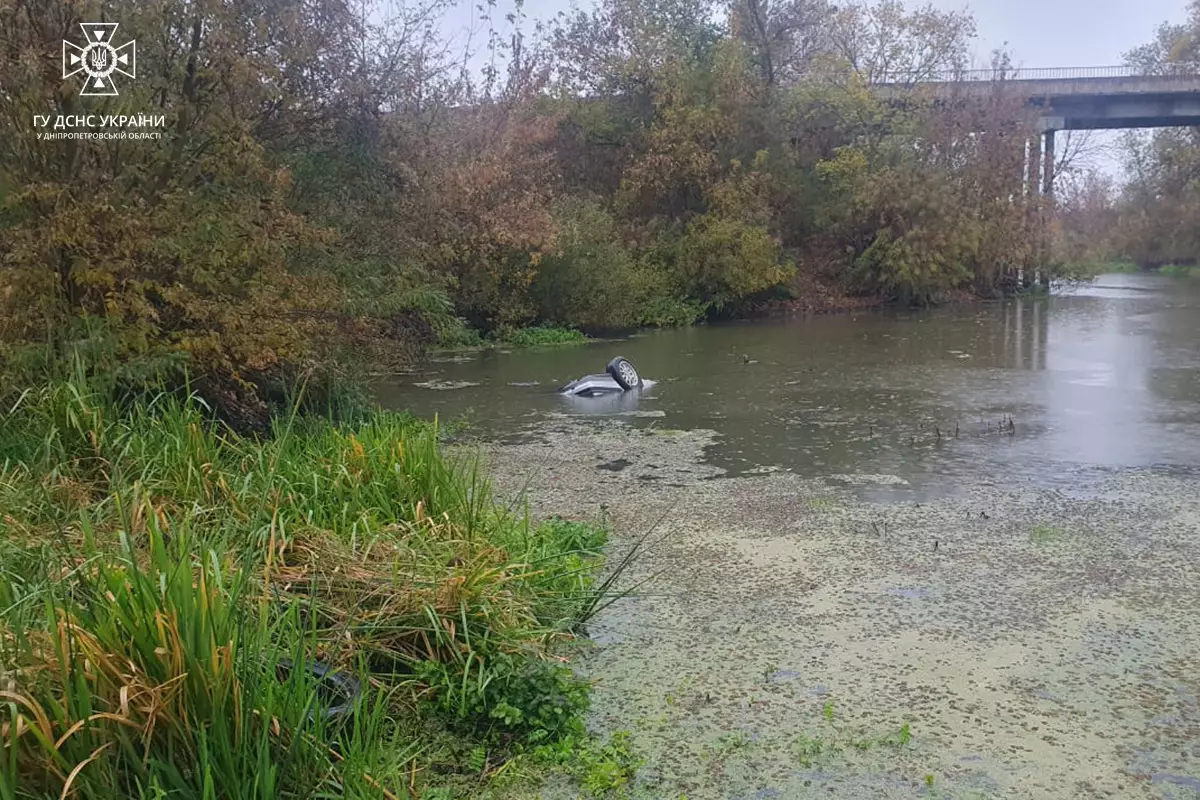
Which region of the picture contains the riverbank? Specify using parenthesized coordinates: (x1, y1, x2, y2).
(1062, 261, 1200, 279)
(437, 282, 922, 357)
(474, 419, 1200, 800)
(0, 378, 634, 798)
(746, 269, 892, 317)
(444, 272, 998, 354)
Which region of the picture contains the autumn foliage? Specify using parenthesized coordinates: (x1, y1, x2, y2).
(2, 0, 1061, 417)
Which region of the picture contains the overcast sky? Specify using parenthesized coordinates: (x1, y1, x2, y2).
(930, 0, 1186, 68)
(446, 0, 1191, 68)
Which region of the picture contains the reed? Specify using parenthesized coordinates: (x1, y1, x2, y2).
(0, 371, 616, 798)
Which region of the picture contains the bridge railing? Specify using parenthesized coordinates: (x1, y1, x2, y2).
(875, 65, 1200, 84)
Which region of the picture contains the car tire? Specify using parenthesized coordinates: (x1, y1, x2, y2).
(277, 658, 361, 722)
(606, 357, 641, 391)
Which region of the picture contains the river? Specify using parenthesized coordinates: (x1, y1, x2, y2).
(378, 273, 1200, 500)
(378, 273, 1200, 800)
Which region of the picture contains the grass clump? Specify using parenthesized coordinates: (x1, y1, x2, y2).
(0, 371, 624, 798)
(1057, 261, 1139, 278)
(523, 730, 643, 798)
(1028, 525, 1067, 545)
(791, 703, 914, 768)
(1156, 264, 1200, 278)
(494, 326, 590, 348)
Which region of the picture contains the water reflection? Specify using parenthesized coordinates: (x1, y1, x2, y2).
(1000, 298, 1048, 371)
(1042, 285, 1152, 468)
(556, 384, 657, 416)
(375, 273, 1200, 499)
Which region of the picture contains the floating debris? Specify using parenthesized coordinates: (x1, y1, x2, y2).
(412, 380, 481, 391)
(828, 473, 909, 485)
(743, 465, 786, 475)
(466, 409, 1200, 799)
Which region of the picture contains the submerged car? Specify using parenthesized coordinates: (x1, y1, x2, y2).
(559, 356, 644, 397)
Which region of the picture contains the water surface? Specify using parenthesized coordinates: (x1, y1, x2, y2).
(377, 273, 1200, 500)
(401, 273, 1200, 798)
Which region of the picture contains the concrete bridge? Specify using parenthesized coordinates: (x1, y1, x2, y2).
(877, 66, 1200, 131)
(876, 66, 1200, 197)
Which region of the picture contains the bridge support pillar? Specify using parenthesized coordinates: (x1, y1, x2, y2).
(1040, 128, 1056, 289)
(1022, 134, 1043, 291)
(1028, 135, 1042, 196)
(1043, 128, 1056, 203)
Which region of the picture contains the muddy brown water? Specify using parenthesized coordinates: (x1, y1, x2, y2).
(378, 274, 1200, 800)
(378, 274, 1200, 501)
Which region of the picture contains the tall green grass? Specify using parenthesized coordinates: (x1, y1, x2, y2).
(1056, 261, 1138, 279)
(0, 372, 618, 798)
(430, 325, 589, 354)
(1156, 264, 1200, 278)
(495, 326, 589, 348)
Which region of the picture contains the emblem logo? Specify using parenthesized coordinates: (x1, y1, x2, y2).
(63, 23, 136, 96)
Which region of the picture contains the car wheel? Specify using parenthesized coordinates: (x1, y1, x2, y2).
(606, 357, 641, 391)
(277, 658, 361, 722)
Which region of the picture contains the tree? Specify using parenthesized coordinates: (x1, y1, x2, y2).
(729, 0, 835, 87)
(1113, 2, 1200, 267)
(824, 0, 975, 83)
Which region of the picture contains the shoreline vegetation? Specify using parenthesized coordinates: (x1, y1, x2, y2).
(1061, 261, 1200, 279)
(437, 325, 594, 352)
(447, 258, 1200, 354)
(449, 260, 1200, 353)
(0, 359, 640, 799)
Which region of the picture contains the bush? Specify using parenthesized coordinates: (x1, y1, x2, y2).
(851, 224, 974, 305)
(673, 214, 794, 314)
(437, 321, 486, 348)
(495, 326, 590, 347)
(619, 251, 708, 328)
(416, 653, 591, 744)
(532, 199, 643, 332)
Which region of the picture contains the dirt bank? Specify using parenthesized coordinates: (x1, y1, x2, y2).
(473, 419, 1200, 800)
(742, 269, 984, 318)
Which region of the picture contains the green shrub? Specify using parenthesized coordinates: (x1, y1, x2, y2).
(1157, 264, 1200, 277)
(437, 320, 486, 348)
(416, 653, 590, 744)
(496, 325, 590, 347)
(673, 214, 794, 314)
(532, 199, 643, 331)
(623, 254, 708, 327)
(533, 730, 644, 797)
(851, 224, 973, 305)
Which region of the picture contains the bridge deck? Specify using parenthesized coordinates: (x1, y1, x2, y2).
(883, 75, 1200, 97)
(875, 69, 1200, 131)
